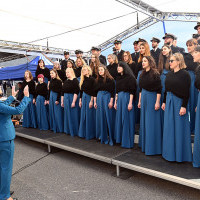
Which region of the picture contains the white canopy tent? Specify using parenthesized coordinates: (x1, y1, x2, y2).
(0, 0, 199, 54)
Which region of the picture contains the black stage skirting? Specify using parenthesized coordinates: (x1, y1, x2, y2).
(15, 127, 200, 190)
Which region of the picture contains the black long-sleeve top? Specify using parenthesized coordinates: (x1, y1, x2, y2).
(163, 69, 191, 108)
(184, 53, 198, 72)
(139, 69, 162, 94)
(116, 74, 137, 96)
(57, 69, 66, 83)
(48, 78, 62, 102)
(107, 63, 118, 80)
(136, 62, 142, 77)
(74, 67, 82, 78)
(35, 68, 51, 81)
(80, 76, 95, 98)
(22, 80, 36, 98)
(128, 62, 137, 78)
(61, 78, 80, 96)
(35, 83, 48, 100)
(94, 76, 115, 98)
(195, 66, 200, 90)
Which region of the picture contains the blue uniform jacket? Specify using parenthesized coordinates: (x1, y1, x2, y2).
(0, 96, 31, 142)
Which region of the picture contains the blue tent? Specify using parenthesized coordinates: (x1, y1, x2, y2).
(0, 55, 53, 80)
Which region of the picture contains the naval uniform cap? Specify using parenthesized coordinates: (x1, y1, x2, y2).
(75, 49, 83, 54)
(150, 37, 161, 43)
(162, 33, 175, 40)
(114, 40, 122, 44)
(194, 22, 200, 30)
(64, 51, 69, 55)
(133, 40, 139, 45)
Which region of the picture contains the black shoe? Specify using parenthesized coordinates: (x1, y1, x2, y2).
(10, 191, 14, 195)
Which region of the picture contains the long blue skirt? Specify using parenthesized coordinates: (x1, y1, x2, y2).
(63, 93, 80, 136)
(193, 92, 200, 167)
(96, 91, 115, 145)
(162, 92, 192, 162)
(49, 91, 64, 133)
(135, 71, 142, 124)
(115, 92, 135, 148)
(160, 69, 169, 130)
(188, 70, 198, 133)
(139, 89, 162, 155)
(23, 94, 37, 128)
(36, 95, 49, 130)
(78, 92, 96, 140)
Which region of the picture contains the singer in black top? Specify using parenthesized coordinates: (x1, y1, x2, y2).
(107, 54, 118, 80)
(53, 61, 66, 83)
(35, 59, 51, 85)
(184, 39, 199, 133)
(122, 51, 137, 78)
(94, 65, 115, 145)
(114, 61, 137, 148)
(90, 55, 100, 78)
(49, 69, 63, 133)
(78, 65, 96, 140)
(75, 57, 86, 80)
(162, 53, 192, 163)
(138, 56, 162, 155)
(61, 68, 80, 137)
(22, 70, 37, 128)
(193, 46, 200, 167)
(35, 74, 49, 130)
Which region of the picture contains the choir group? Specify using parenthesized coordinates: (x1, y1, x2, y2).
(20, 23, 200, 168)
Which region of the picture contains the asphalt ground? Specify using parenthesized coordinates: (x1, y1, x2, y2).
(10, 137, 200, 200)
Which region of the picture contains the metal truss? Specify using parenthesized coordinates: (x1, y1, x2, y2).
(97, 0, 200, 51)
(98, 17, 157, 51)
(0, 40, 77, 59)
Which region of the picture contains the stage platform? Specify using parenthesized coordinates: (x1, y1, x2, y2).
(16, 127, 200, 190)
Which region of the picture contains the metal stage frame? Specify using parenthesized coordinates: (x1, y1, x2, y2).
(16, 127, 200, 190)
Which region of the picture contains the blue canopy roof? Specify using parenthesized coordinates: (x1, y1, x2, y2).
(0, 55, 53, 80)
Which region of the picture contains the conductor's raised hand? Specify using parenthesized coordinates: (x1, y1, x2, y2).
(12, 85, 19, 97)
(23, 85, 29, 97)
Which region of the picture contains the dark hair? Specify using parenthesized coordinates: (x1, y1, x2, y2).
(67, 60, 76, 69)
(158, 45, 172, 73)
(96, 65, 114, 83)
(141, 56, 160, 77)
(118, 61, 135, 78)
(186, 38, 198, 46)
(37, 59, 45, 71)
(90, 55, 100, 77)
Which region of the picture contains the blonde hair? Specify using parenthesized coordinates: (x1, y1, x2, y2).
(79, 65, 92, 89)
(66, 68, 76, 79)
(108, 54, 118, 64)
(75, 57, 86, 67)
(53, 61, 61, 70)
(171, 53, 187, 69)
(50, 69, 61, 81)
(138, 42, 151, 63)
(24, 70, 33, 80)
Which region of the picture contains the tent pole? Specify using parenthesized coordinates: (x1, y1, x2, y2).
(162, 16, 166, 34)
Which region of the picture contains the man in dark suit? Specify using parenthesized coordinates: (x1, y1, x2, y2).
(113, 40, 125, 61)
(75, 49, 88, 64)
(150, 37, 161, 66)
(90, 47, 107, 65)
(163, 33, 185, 54)
(173, 36, 185, 54)
(60, 51, 75, 71)
(131, 40, 140, 64)
(97, 48, 107, 66)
